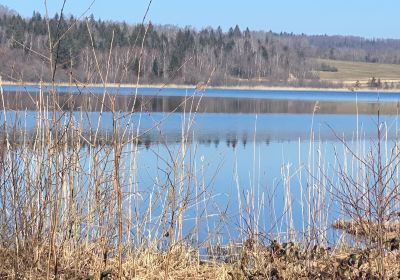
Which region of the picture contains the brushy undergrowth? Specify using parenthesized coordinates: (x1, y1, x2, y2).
(1, 239, 400, 279)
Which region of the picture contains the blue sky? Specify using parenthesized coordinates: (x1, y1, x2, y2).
(1, 0, 399, 39)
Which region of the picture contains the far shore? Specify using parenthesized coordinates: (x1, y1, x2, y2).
(1, 80, 400, 93)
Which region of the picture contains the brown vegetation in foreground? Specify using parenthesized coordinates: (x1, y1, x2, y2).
(1, 239, 400, 279)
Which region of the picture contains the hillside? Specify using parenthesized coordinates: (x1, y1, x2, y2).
(315, 59, 400, 88)
(0, 6, 400, 89)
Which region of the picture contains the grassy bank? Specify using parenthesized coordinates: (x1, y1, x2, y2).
(2, 241, 400, 279)
(315, 58, 400, 86)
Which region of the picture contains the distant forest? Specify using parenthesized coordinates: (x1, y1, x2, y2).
(1, 5, 400, 87)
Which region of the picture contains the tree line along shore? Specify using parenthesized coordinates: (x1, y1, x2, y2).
(1, 5, 400, 90)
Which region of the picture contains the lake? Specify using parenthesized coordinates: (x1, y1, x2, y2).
(1, 85, 400, 245)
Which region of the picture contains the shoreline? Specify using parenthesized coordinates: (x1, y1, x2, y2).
(1, 80, 400, 93)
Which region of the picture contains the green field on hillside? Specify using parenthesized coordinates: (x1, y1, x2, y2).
(315, 59, 400, 84)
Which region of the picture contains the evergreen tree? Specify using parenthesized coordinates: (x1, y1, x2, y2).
(224, 40, 235, 53)
(53, 15, 72, 69)
(377, 78, 382, 88)
(260, 46, 269, 61)
(130, 57, 141, 76)
(152, 57, 160, 77)
(233, 25, 241, 37)
(169, 29, 194, 75)
(368, 77, 377, 87)
(244, 27, 251, 38)
(169, 53, 180, 75)
(8, 15, 25, 48)
(228, 27, 234, 38)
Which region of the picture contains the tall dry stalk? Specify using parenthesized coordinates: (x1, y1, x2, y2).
(329, 111, 400, 279)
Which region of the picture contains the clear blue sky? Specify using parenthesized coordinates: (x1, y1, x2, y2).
(2, 0, 399, 39)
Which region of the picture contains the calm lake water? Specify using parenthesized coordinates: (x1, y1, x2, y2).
(2, 85, 400, 243)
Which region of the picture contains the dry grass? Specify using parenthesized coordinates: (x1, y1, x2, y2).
(235, 240, 400, 279)
(314, 58, 400, 84)
(0, 245, 230, 279)
(333, 219, 400, 241)
(2, 240, 400, 279)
